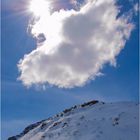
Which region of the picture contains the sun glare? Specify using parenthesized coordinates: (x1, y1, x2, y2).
(29, 0, 50, 16)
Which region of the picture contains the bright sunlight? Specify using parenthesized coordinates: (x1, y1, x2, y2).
(29, 0, 50, 16)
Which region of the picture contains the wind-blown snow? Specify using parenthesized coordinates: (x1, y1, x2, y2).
(8, 101, 139, 140)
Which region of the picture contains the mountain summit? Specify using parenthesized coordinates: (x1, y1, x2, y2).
(8, 100, 139, 140)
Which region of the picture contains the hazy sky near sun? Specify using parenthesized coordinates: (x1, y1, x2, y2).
(2, 0, 139, 139)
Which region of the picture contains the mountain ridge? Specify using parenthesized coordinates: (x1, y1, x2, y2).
(8, 100, 139, 140)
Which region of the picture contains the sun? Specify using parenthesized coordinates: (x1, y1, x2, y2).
(29, 0, 50, 16)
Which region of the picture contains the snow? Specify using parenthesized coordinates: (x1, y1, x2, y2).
(9, 101, 139, 140)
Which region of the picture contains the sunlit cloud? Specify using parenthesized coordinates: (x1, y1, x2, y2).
(18, 0, 136, 88)
(29, 0, 51, 16)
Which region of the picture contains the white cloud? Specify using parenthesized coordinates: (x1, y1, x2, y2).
(133, 3, 139, 15)
(18, 0, 135, 88)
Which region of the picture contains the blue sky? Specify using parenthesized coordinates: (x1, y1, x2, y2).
(1, 0, 139, 139)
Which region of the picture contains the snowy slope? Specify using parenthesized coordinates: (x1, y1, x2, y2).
(8, 101, 139, 140)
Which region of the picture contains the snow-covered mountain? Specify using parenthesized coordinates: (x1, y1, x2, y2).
(8, 100, 139, 140)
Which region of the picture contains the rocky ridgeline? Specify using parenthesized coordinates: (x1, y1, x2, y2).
(8, 100, 100, 140)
